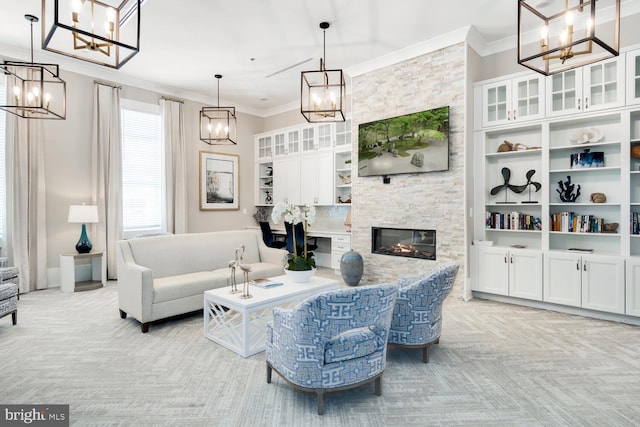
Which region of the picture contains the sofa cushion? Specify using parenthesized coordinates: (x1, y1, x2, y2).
(324, 326, 380, 364)
(153, 271, 226, 303)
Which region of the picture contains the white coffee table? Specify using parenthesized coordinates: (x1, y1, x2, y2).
(204, 274, 340, 357)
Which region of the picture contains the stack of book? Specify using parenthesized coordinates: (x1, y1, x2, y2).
(486, 211, 542, 231)
(550, 212, 605, 233)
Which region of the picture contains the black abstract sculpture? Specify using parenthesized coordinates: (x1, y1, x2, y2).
(521, 169, 542, 204)
(557, 175, 581, 202)
(490, 167, 526, 204)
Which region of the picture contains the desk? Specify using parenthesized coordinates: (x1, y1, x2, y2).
(249, 226, 351, 271)
(60, 252, 106, 292)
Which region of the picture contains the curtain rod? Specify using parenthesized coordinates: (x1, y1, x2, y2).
(161, 96, 184, 104)
(93, 79, 122, 89)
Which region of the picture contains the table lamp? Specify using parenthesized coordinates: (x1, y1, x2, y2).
(68, 204, 99, 254)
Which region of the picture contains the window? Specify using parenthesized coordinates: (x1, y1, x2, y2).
(120, 99, 164, 237)
(0, 74, 6, 251)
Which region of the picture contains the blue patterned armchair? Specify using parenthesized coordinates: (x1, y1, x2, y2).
(388, 263, 459, 363)
(266, 283, 398, 415)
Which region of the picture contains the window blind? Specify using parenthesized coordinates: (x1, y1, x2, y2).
(121, 103, 163, 233)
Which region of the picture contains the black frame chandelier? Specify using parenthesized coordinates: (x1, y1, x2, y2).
(301, 22, 346, 123)
(199, 74, 237, 145)
(0, 14, 66, 120)
(518, 0, 620, 76)
(41, 0, 141, 69)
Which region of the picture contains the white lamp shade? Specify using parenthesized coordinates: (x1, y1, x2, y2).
(68, 205, 99, 223)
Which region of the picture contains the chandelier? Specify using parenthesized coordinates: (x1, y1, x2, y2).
(41, 0, 141, 69)
(301, 22, 346, 123)
(518, 0, 620, 76)
(200, 75, 237, 145)
(0, 14, 66, 120)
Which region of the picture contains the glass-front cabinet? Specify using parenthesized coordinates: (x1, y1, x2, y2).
(481, 74, 544, 127)
(626, 48, 640, 105)
(547, 57, 624, 117)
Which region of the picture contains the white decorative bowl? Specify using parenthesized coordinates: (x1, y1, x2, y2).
(283, 267, 316, 283)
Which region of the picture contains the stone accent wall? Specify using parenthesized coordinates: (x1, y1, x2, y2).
(351, 43, 466, 297)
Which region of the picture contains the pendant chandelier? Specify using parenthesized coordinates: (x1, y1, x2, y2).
(41, 0, 141, 69)
(0, 14, 66, 120)
(518, 0, 620, 76)
(200, 74, 237, 145)
(301, 22, 346, 123)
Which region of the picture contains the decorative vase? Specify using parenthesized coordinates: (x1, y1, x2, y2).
(340, 249, 363, 286)
(284, 267, 316, 283)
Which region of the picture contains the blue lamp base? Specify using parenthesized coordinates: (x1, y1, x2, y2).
(75, 223, 93, 254)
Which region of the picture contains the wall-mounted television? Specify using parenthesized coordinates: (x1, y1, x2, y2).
(357, 105, 449, 177)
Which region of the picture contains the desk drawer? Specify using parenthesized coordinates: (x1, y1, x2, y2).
(333, 235, 351, 245)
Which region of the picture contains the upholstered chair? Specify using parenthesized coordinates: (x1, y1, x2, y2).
(0, 282, 18, 326)
(266, 283, 398, 415)
(388, 263, 459, 363)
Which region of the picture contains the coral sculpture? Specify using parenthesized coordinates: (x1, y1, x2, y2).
(557, 175, 581, 202)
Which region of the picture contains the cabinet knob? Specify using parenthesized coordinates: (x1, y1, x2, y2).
(510, 256, 513, 263)
(507, 110, 511, 121)
(512, 109, 517, 121)
(577, 98, 581, 110)
(584, 97, 589, 109)
(504, 255, 508, 263)
(583, 261, 587, 271)
(576, 261, 580, 270)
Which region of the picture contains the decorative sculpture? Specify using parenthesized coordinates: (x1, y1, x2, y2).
(557, 175, 581, 202)
(236, 244, 253, 299)
(265, 190, 273, 205)
(227, 247, 242, 294)
(490, 167, 526, 204)
(521, 169, 542, 204)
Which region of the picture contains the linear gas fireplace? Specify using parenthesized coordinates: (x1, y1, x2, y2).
(371, 227, 436, 260)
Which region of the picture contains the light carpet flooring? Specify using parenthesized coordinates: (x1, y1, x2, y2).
(1, 270, 640, 426)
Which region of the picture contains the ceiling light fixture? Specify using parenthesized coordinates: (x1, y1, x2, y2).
(518, 0, 620, 76)
(301, 21, 346, 123)
(200, 74, 237, 145)
(0, 14, 66, 120)
(41, 0, 141, 69)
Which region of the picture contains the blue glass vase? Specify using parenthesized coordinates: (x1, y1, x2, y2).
(75, 224, 93, 254)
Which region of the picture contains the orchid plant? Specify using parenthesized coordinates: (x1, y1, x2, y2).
(271, 202, 317, 271)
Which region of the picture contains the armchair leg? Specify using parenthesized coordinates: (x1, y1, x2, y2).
(119, 309, 127, 319)
(422, 345, 429, 363)
(266, 364, 272, 383)
(374, 376, 382, 396)
(11, 311, 17, 325)
(141, 322, 150, 333)
(316, 390, 324, 415)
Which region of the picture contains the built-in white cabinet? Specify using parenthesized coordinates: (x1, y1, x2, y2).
(625, 258, 640, 316)
(474, 246, 542, 300)
(300, 151, 333, 205)
(482, 74, 545, 127)
(543, 252, 624, 314)
(255, 121, 351, 206)
(626, 49, 640, 105)
(547, 57, 624, 117)
(331, 235, 351, 271)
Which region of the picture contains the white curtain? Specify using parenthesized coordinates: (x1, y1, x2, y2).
(160, 98, 187, 234)
(6, 106, 48, 293)
(92, 83, 122, 279)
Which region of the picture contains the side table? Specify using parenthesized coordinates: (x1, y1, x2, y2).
(60, 252, 106, 292)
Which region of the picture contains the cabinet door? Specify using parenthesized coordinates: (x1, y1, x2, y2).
(509, 249, 542, 301)
(547, 69, 583, 117)
(581, 255, 624, 314)
(316, 123, 333, 150)
(482, 81, 511, 127)
(301, 125, 315, 152)
(273, 132, 286, 156)
(300, 152, 333, 205)
(285, 156, 301, 205)
(543, 252, 582, 307)
(287, 128, 300, 155)
(475, 247, 509, 295)
(256, 134, 273, 159)
(626, 49, 640, 106)
(583, 58, 624, 112)
(272, 158, 287, 204)
(335, 119, 351, 148)
(512, 75, 544, 122)
(625, 258, 640, 316)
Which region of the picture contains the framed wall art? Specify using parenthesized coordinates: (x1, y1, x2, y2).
(199, 151, 239, 210)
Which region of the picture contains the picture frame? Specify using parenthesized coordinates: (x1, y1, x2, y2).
(199, 151, 239, 210)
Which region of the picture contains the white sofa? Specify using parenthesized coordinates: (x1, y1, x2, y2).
(117, 230, 286, 333)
